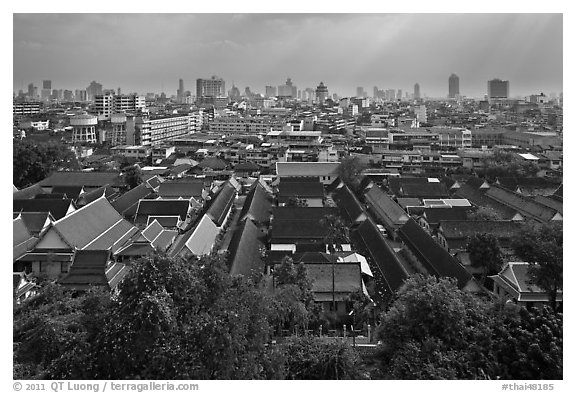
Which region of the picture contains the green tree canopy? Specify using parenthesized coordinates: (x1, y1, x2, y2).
(336, 156, 366, 192)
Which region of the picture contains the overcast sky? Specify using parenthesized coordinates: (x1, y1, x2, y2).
(13, 13, 563, 98)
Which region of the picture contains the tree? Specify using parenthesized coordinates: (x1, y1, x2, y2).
(466, 206, 502, 221)
(123, 164, 142, 189)
(512, 223, 563, 311)
(13, 139, 80, 188)
(320, 214, 350, 313)
(466, 233, 504, 285)
(286, 196, 308, 207)
(336, 156, 366, 192)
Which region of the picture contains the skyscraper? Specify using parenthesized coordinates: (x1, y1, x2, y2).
(177, 78, 184, 103)
(43, 80, 52, 90)
(487, 78, 509, 101)
(356, 87, 365, 98)
(414, 83, 421, 100)
(265, 85, 277, 98)
(315, 82, 329, 104)
(196, 76, 226, 100)
(278, 78, 297, 98)
(448, 73, 459, 98)
(41, 80, 52, 101)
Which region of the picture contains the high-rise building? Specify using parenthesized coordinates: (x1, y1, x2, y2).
(448, 73, 460, 99)
(396, 89, 403, 101)
(356, 87, 365, 98)
(229, 84, 241, 100)
(196, 76, 226, 102)
(63, 90, 74, 101)
(75, 89, 87, 102)
(41, 80, 52, 101)
(27, 83, 35, 98)
(278, 78, 297, 98)
(414, 83, 421, 100)
(487, 78, 509, 101)
(265, 85, 277, 98)
(177, 78, 184, 103)
(43, 80, 52, 90)
(315, 82, 329, 104)
(87, 81, 103, 101)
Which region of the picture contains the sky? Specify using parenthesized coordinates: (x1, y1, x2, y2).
(13, 13, 563, 99)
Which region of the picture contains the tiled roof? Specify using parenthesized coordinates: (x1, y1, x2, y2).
(111, 182, 156, 217)
(485, 185, 561, 222)
(305, 263, 362, 297)
(151, 230, 178, 251)
(455, 183, 519, 220)
(333, 185, 365, 223)
(13, 216, 33, 247)
(198, 157, 227, 170)
(51, 196, 138, 252)
(18, 212, 51, 235)
(271, 207, 338, 221)
(398, 219, 473, 289)
(142, 220, 165, 242)
(276, 162, 340, 177)
(533, 195, 563, 214)
(352, 219, 408, 293)
(77, 185, 118, 206)
(12, 184, 47, 200)
(270, 219, 327, 241)
(422, 207, 469, 225)
(365, 186, 409, 228)
(277, 181, 325, 199)
(239, 182, 272, 224)
(228, 219, 265, 278)
(38, 171, 123, 187)
(59, 249, 111, 288)
(13, 199, 74, 220)
(206, 182, 236, 226)
(158, 181, 204, 198)
(183, 215, 220, 256)
(51, 186, 84, 199)
(134, 199, 189, 226)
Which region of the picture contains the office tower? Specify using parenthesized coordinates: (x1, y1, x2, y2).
(449, 73, 459, 98)
(196, 76, 226, 100)
(41, 80, 52, 101)
(356, 87, 365, 98)
(86, 81, 103, 101)
(414, 83, 421, 100)
(229, 84, 240, 100)
(27, 83, 35, 98)
(43, 80, 52, 90)
(396, 89, 403, 100)
(117, 87, 122, 96)
(63, 90, 73, 101)
(265, 85, 277, 98)
(278, 78, 297, 98)
(315, 82, 329, 104)
(177, 78, 184, 102)
(487, 78, 509, 101)
(75, 89, 87, 101)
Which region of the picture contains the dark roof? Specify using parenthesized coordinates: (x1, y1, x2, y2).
(18, 212, 51, 235)
(51, 186, 84, 199)
(439, 220, 524, 240)
(13, 184, 47, 200)
(455, 183, 519, 220)
(59, 250, 111, 288)
(305, 263, 362, 300)
(422, 207, 469, 225)
(496, 177, 557, 193)
(206, 182, 236, 226)
(239, 182, 272, 224)
(280, 176, 321, 183)
(77, 185, 118, 206)
(277, 181, 325, 199)
(147, 216, 180, 228)
(533, 195, 563, 214)
(111, 182, 156, 217)
(228, 219, 265, 278)
(198, 157, 227, 170)
(271, 207, 338, 221)
(553, 184, 562, 199)
(333, 185, 365, 223)
(234, 161, 260, 172)
(134, 199, 189, 226)
(365, 186, 409, 228)
(157, 181, 204, 198)
(352, 219, 409, 293)
(398, 219, 473, 289)
(270, 219, 327, 241)
(13, 198, 74, 220)
(38, 171, 123, 187)
(34, 193, 67, 200)
(296, 252, 338, 264)
(485, 185, 560, 222)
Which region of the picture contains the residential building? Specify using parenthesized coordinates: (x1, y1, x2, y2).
(488, 78, 510, 102)
(136, 114, 192, 146)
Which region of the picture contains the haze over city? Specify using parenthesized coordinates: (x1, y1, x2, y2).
(13, 13, 562, 98)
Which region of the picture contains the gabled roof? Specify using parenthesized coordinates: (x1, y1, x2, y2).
(277, 181, 325, 199)
(59, 249, 128, 291)
(18, 212, 52, 236)
(157, 181, 204, 198)
(13, 198, 75, 220)
(206, 182, 236, 226)
(14, 216, 33, 247)
(398, 219, 474, 290)
(48, 196, 138, 252)
(488, 262, 561, 302)
(235, 161, 260, 172)
(239, 182, 272, 224)
(134, 199, 190, 226)
(296, 252, 338, 264)
(77, 185, 118, 206)
(455, 183, 520, 221)
(270, 218, 328, 242)
(333, 185, 365, 223)
(111, 182, 156, 217)
(183, 215, 220, 256)
(305, 263, 362, 301)
(485, 185, 561, 222)
(365, 186, 409, 228)
(146, 216, 180, 228)
(422, 207, 469, 225)
(388, 177, 450, 198)
(533, 195, 563, 214)
(439, 220, 524, 240)
(228, 219, 265, 278)
(38, 171, 123, 187)
(151, 230, 178, 251)
(271, 207, 338, 221)
(496, 177, 557, 193)
(276, 162, 340, 177)
(13, 184, 47, 200)
(396, 197, 423, 209)
(198, 157, 227, 170)
(142, 220, 165, 242)
(352, 219, 409, 293)
(51, 186, 84, 199)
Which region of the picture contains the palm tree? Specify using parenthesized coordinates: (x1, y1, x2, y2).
(320, 214, 350, 313)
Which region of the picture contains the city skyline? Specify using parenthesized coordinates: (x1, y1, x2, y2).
(14, 14, 562, 98)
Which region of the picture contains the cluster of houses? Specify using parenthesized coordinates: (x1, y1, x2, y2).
(13, 160, 562, 315)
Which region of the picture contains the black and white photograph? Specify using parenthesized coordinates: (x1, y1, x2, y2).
(9, 3, 567, 388)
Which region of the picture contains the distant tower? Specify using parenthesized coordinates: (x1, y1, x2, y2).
(487, 78, 510, 102)
(177, 78, 185, 103)
(414, 83, 421, 100)
(315, 81, 329, 104)
(449, 73, 459, 99)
